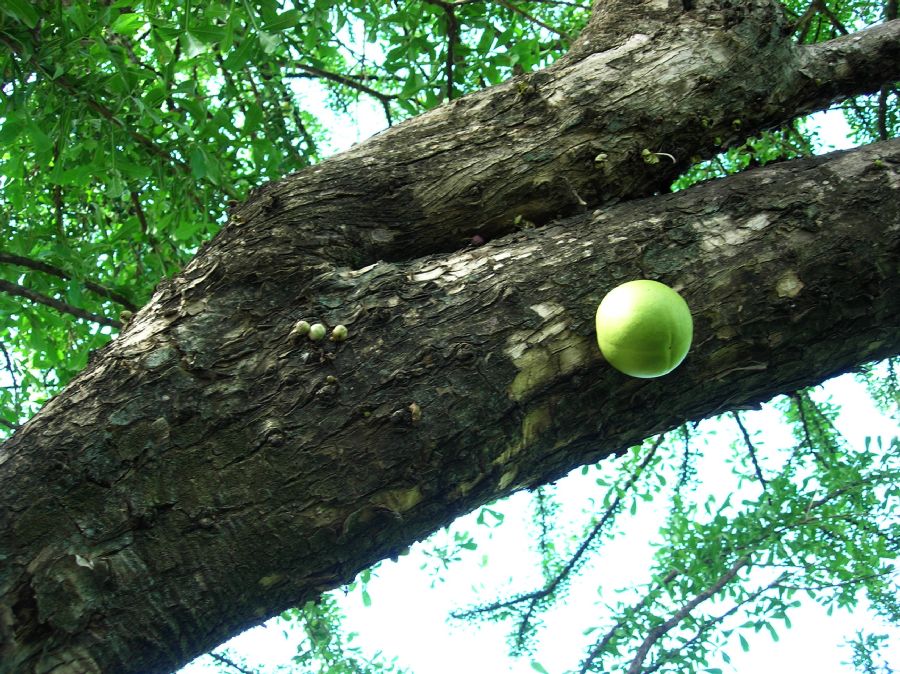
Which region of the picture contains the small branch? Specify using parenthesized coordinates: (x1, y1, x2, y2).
(643, 575, 783, 674)
(675, 424, 693, 492)
(422, 0, 461, 100)
(0, 342, 19, 390)
(52, 140, 65, 238)
(626, 556, 751, 674)
(270, 73, 318, 161)
(0, 252, 138, 311)
(208, 651, 256, 674)
(454, 435, 665, 632)
(0, 279, 121, 328)
(53, 76, 184, 169)
(789, 0, 818, 39)
(791, 391, 826, 465)
(731, 411, 768, 492)
(497, 0, 572, 41)
(817, 0, 849, 36)
(0, 418, 20, 431)
(271, 75, 319, 159)
(285, 61, 397, 126)
(129, 190, 165, 275)
(533, 487, 555, 580)
(774, 568, 897, 593)
(0, 32, 236, 200)
(446, 8, 459, 100)
(877, 85, 890, 140)
(579, 570, 678, 674)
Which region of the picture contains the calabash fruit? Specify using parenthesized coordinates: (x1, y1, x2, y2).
(595, 279, 692, 378)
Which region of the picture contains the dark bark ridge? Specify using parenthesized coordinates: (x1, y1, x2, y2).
(1, 1, 899, 672)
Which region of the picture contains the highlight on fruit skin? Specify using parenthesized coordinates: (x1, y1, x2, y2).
(594, 279, 693, 378)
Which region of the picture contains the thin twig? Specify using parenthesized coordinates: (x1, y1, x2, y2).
(0, 341, 19, 390)
(52, 140, 65, 238)
(817, 0, 849, 35)
(675, 424, 693, 492)
(643, 575, 783, 674)
(731, 411, 768, 492)
(285, 61, 397, 125)
(0, 418, 20, 431)
(790, 0, 820, 39)
(422, 0, 461, 100)
(579, 569, 678, 673)
(534, 487, 555, 580)
(0, 252, 138, 311)
(497, 0, 572, 41)
(208, 651, 256, 674)
(446, 7, 459, 100)
(454, 435, 665, 626)
(0, 34, 224, 204)
(0, 279, 121, 328)
(791, 392, 826, 465)
(877, 85, 889, 141)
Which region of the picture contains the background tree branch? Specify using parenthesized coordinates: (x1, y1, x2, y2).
(0, 279, 122, 328)
(0, 253, 138, 311)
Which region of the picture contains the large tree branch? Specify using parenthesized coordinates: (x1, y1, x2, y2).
(793, 19, 900, 115)
(1, 137, 897, 674)
(216, 9, 898, 275)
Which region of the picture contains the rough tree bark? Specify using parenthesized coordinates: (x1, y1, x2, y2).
(1, 1, 899, 672)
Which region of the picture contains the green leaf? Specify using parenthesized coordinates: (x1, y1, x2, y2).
(28, 122, 52, 153)
(181, 31, 207, 58)
(190, 148, 207, 180)
(477, 27, 496, 53)
(0, 117, 25, 144)
(739, 634, 749, 652)
(1, 0, 40, 28)
(361, 589, 371, 607)
(173, 218, 203, 241)
(258, 31, 281, 54)
(189, 24, 226, 44)
(530, 661, 550, 674)
(111, 12, 143, 35)
(222, 35, 255, 69)
(263, 9, 301, 32)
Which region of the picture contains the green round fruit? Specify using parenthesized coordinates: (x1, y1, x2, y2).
(308, 323, 327, 341)
(595, 279, 692, 378)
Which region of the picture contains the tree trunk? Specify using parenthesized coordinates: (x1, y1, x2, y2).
(1, 2, 898, 672)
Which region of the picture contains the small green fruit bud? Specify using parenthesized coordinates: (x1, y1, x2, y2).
(308, 323, 327, 341)
(292, 320, 311, 336)
(330, 324, 348, 342)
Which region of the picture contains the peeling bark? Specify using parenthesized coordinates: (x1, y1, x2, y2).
(1, 2, 899, 672)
